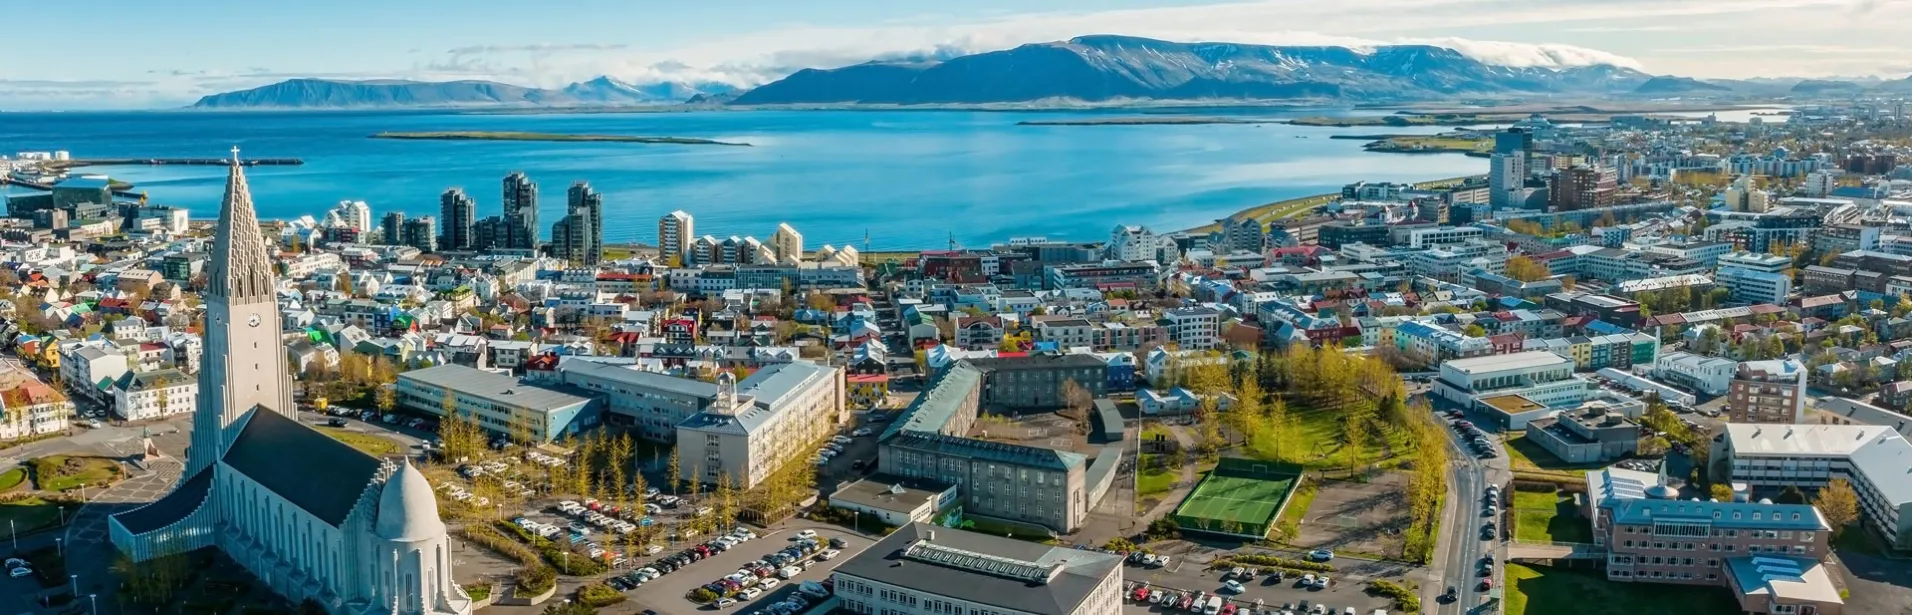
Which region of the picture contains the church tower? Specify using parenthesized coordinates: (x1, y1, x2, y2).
(186, 148, 295, 478)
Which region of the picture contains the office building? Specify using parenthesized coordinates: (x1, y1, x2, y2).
(397, 364, 597, 443)
(1728, 360, 1808, 424)
(832, 524, 1123, 615)
(1431, 351, 1602, 428)
(402, 216, 437, 253)
(1550, 164, 1619, 211)
(438, 188, 475, 250)
(1489, 128, 1531, 209)
(968, 354, 1108, 409)
(551, 181, 603, 265)
(502, 171, 539, 251)
(660, 210, 694, 266)
(110, 155, 474, 615)
(1585, 467, 1842, 615)
(1713, 423, 1912, 551)
(381, 211, 406, 246)
(771, 222, 803, 265)
(674, 362, 846, 489)
(1525, 403, 1639, 463)
(881, 432, 1089, 533)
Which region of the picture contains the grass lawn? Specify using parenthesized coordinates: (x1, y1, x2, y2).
(1272, 480, 1320, 540)
(1511, 490, 1593, 544)
(0, 467, 26, 492)
(961, 516, 1054, 542)
(1505, 434, 1602, 477)
(319, 428, 402, 457)
(1371, 135, 1492, 153)
(1505, 564, 1739, 615)
(0, 496, 66, 534)
(1250, 403, 1417, 471)
(28, 455, 122, 492)
(1137, 454, 1177, 497)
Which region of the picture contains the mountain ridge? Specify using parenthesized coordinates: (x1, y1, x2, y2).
(188, 76, 734, 109)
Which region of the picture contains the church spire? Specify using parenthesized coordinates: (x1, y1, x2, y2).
(206, 146, 274, 300)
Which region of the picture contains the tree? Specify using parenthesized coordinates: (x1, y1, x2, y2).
(542, 600, 598, 615)
(1060, 379, 1094, 434)
(1814, 479, 1860, 535)
(1709, 483, 1735, 502)
(666, 446, 681, 495)
(1462, 324, 1487, 338)
(1504, 255, 1551, 282)
(1777, 485, 1808, 504)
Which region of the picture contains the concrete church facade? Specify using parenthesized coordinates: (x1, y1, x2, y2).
(108, 150, 472, 615)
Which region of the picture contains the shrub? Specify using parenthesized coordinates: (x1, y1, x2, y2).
(687, 588, 719, 604)
(576, 583, 626, 608)
(540, 546, 608, 576)
(1366, 579, 1422, 613)
(459, 525, 540, 567)
(463, 584, 492, 601)
(515, 566, 556, 595)
(1145, 517, 1181, 540)
(1214, 554, 1333, 573)
(1103, 537, 1141, 552)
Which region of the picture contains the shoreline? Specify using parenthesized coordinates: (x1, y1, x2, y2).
(1176, 173, 1482, 235)
(370, 131, 751, 146)
(1016, 117, 1276, 126)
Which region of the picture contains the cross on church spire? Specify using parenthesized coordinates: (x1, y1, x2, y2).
(231, 145, 241, 165)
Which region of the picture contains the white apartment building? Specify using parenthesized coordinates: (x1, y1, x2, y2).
(1108, 225, 1175, 263)
(111, 368, 197, 422)
(675, 362, 844, 489)
(1713, 424, 1912, 549)
(1031, 316, 1095, 349)
(0, 359, 72, 440)
(1404, 225, 1484, 249)
(1162, 307, 1221, 350)
(1716, 251, 1794, 305)
(555, 359, 719, 442)
(1409, 238, 1508, 281)
(833, 524, 1123, 615)
(61, 342, 130, 402)
(397, 364, 597, 443)
(659, 210, 694, 266)
(1656, 352, 1739, 397)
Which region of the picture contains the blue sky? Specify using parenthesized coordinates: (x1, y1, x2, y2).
(6, 0, 1910, 109)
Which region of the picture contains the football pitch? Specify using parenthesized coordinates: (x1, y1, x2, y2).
(1172, 466, 1297, 537)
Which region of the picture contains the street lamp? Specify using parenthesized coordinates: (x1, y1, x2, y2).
(9, 519, 14, 551)
(69, 574, 77, 595)
(55, 538, 62, 558)
(87, 594, 96, 615)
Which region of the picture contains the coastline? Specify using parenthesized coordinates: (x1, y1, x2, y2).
(1016, 117, 1275, 126)
(1176, 174, 1482, 235)
(370, 131, 751, 146)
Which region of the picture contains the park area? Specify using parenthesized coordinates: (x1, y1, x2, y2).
(1506, 564, 1739, 615)
(1172, 458, 1299, 538)
(1511, 488, 1594, 544)
(27, 455, 122, 492)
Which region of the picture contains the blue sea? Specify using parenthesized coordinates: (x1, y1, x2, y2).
(0, 108, 1493, 250)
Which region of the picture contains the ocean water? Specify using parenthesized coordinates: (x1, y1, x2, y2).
(0, 108, 1486, 250)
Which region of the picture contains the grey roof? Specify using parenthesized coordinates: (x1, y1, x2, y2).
(829, 473, 955, 514)
(112, 467, 214, 535)
(967, 353, 1108, 372)
(560, 359, 718, 398)
(834, 523, 1120, 615)
(679, 362, 836, 436)
(886, 431, 1085, 471)
(884, 362, 985, 440)
(223, 408, 384, 527)
(403, 364, 591, 412)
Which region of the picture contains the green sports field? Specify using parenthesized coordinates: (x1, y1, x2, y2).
(1172, 460, 1299, 537)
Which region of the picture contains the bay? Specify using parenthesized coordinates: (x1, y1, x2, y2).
(0, 108, 1483, 251)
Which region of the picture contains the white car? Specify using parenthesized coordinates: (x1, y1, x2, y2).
(795, 529, 818, 540)
(759, 577, 781, 589)
(8, 567, 31, 578)
(851, 428, 872, 437)
(742, 588, 763, 600)
(818, 549, 840, 561)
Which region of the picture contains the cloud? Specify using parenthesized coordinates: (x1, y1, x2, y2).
(1564, 25, 1683, 33)
(443, 43, 629, 55)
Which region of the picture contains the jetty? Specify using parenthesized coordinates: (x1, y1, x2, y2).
(52, 157, 303, 169)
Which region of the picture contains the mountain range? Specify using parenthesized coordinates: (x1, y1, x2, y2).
(189, 76, 736, 109)
(189, 35, 1909, 109)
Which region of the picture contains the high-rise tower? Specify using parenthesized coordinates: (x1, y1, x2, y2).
(771, 222, 803, 265)
(185, 147, 295, 477)
(439, 188, 475, 250)
(550, 182, 603, 265)
(502, 172, 539, 251)
(659, 210, 693, 266)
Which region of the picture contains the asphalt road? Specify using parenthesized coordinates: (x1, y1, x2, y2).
(1426, 399, 1508, 615)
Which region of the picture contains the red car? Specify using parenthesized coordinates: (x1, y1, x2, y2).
(1480, 579, 1493, 591)
(1221, 604, 1237, 615)
(1132, 587, 1149, 601)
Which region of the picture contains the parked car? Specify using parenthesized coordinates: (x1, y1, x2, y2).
(1307, 549, 1334, 561)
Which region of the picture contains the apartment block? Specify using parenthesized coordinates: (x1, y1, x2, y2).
(1713, 423, 1912, 550)
(1729, 360, 1808, 424)
(675, 362, 846, 489)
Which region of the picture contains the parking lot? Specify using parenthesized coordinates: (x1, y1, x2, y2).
(1120, 557, 1396, 615)
(623, 526, 875, 615)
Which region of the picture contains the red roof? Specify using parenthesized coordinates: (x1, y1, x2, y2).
(846, 374, 890, 384)
(524, 354, 560, 371)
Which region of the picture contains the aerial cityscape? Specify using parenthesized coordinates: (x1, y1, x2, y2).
(3, 2, 1912, 615)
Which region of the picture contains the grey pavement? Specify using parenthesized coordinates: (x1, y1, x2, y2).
(1124, 556, 1394, 615)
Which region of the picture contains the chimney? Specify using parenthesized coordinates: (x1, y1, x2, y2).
(925, 530, 935, 542)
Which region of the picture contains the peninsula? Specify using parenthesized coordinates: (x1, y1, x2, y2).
(1016, 116, 1273, 126)
(370, 131, 751, 146)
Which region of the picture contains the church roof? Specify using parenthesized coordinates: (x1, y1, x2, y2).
(112, 467, 214, 535)
(223, 408, 383, 527)
(375, 459, 445, 541)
